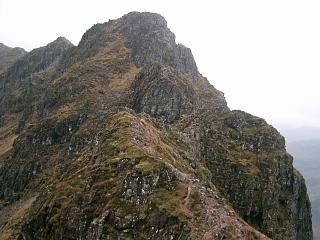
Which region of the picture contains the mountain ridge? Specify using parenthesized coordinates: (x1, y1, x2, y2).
(0, 12, 312, 239)
(0, 43, 26, 74)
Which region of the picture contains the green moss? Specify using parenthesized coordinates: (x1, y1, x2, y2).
(278, 207, 289, 231)
(189, 191, 204, 218)
(149, 183, 188, 220)
(107, 196, 147, 219)
(293, 168, 302, 178)
(134, 159, 160, 175)
(195, 165, 211, 182)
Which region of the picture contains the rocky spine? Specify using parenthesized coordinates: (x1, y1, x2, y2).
(0, 12, 312, 239)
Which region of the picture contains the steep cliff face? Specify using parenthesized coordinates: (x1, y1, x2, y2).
(0, 12, 312, 239)
(170, 110, 313, 239)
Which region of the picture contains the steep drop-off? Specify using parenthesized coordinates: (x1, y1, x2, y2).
(0, 12, 312, 239)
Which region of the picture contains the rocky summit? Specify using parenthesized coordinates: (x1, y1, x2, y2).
(0, 12, 312, 240)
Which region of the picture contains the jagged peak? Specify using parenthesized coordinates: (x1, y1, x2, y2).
(120, 11, 168, 28)
(0, 43, 26, 74)
(74, 12, 198, 76)
(12, 47, 26, 53)
(50, 36, 73, 47)
(0, 43, 11, 50)
(2, 37, 74, 82)
(0, 11, 313, 240)
(0, 43, 26, 54)
(41, 36, 74, 52)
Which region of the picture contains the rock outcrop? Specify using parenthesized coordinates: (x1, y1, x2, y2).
(0, 12, 312, 239)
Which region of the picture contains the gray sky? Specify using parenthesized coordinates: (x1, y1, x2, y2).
(1, 0, 320, 130)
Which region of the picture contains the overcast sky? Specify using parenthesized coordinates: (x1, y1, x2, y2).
(1, 0, 320, 131)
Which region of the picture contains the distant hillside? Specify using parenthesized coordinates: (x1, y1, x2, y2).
(287, 139, 320, 199)
(287, 139, 320, 239)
